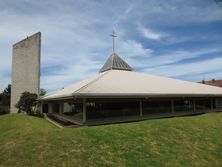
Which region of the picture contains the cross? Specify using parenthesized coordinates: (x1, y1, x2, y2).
(110, 30, 117, 52)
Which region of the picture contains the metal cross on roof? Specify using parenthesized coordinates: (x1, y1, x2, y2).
(110, 30, 117, 53)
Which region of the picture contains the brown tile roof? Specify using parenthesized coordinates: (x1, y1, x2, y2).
(199, 79, 222, 87)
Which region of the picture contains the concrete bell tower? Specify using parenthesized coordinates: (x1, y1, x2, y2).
(10, 32, 41, 113)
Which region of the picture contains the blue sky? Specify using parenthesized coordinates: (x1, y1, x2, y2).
(0, 0, 222, 92)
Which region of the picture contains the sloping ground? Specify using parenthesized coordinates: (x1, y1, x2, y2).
(0, 113, 222, 167)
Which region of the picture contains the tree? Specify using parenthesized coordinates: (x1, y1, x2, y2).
(15, 91, 38, 115)
(2, 84, 11, 96)
(0, 93, 2, 104)
(40, 88, 47, 96)
(1, 84, 11, 106)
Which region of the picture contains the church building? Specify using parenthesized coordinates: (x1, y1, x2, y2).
(40, 52, 222, 125)
(10, 32, 222, 126)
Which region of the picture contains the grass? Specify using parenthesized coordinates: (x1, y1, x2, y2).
(0, 113, 222, 167)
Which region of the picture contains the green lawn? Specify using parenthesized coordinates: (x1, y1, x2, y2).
(0, 113, 222, 167)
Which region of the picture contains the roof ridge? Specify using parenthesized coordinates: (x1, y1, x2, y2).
(72, 70, 111, 96)
(111, 52, 114, 70)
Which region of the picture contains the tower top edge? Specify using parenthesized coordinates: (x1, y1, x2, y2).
(13, 32, 41, 48)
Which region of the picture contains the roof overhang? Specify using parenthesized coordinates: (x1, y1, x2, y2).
(39, 93, 222, 102)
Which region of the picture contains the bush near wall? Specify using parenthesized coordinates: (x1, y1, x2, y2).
(0, 106, 10, 115)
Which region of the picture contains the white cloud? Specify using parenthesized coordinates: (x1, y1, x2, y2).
(137, 25, 167, 40)
(41, 57, 102, 91)
(128, 47, 222, 69)
(131, 0, 222, 25)
(117, 40, 153, 57)
(144, 56, 222, 81)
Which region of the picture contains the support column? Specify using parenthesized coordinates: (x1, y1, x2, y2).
(48, 103, 53, 113)
(83, 99, 86, 123)
(139, 101, 143, 116)
(59, 102, 64, 114)
(171, 100, 174, 113)
(193, 100, 196, 112)
(39, 102, 43, 114)
(215, 98, 218, 109)
(189, 100, 192, 112)
(211, 98, 213, 111)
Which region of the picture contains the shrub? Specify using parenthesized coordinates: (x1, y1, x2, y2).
(15, 91, 38, 115)
(0, 106, 10, 115)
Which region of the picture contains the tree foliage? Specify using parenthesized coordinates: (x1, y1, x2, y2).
(40, 88, 47, 96)
(0, 84, 11, 115)
(1, 84, 11, 106)
(15, 91, 38, 114)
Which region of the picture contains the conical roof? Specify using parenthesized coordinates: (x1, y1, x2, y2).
(99, 52, 133, 73)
